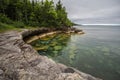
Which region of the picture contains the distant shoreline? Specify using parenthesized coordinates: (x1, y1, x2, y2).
(76, 24, 120, 26)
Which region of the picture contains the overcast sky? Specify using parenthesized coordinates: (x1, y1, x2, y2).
(54, 0, 120, 24)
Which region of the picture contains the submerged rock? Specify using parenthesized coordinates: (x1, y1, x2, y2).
(54, 46, 62, 51)
(0, 30, 102, 80)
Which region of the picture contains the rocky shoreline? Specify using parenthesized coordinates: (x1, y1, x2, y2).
(0, 28, 102, 80)
(23, 28, 84, 43)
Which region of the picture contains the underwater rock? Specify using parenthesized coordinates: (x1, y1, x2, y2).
(53, 51, 58, 54)
(0, 30, 102, 80)
(54, 46, 62, 51)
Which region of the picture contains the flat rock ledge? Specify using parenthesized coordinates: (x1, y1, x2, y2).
(0, 30, 102, 80)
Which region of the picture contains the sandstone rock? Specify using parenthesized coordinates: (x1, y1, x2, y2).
(0, 31, 102, 80)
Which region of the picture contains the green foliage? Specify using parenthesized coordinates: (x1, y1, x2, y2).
(55, 0, 73, 27)
(27, 21, 39, 27)
(0, 22, 14, 32)
(0, 0, 73, 28)
(0, 14, 13, 24)
(12, 21, 25, 28)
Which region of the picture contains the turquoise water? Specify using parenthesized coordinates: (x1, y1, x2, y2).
(30, 26, 120, 80)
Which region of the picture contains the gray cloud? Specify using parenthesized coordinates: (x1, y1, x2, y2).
(54, 0, 120, 24)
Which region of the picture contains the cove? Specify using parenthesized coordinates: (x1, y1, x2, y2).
(29, 25, 120, 80)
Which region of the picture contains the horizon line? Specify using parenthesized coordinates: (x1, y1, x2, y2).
(80, 24, 120, 26)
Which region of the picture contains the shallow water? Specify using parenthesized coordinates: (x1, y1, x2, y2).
(30, 25, 120, 80)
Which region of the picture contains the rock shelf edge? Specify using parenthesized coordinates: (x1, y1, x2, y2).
(0, 28, 102, 80)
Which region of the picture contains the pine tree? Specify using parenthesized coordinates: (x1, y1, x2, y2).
(0, 0, 73, 27)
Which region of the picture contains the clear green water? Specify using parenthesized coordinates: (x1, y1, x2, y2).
(30, 26, 120, 80)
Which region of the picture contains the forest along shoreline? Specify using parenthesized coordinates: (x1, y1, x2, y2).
(23, 27, 84, 43)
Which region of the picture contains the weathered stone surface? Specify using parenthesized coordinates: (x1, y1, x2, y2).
(0, 31, 102, 80)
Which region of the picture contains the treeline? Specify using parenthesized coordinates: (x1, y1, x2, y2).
(0, 0, 73, 28)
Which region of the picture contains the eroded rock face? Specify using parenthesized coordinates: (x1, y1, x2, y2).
(0, 31, 102, 80)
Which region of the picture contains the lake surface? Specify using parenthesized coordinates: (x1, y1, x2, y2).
(30, 25, 120, 80)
